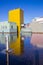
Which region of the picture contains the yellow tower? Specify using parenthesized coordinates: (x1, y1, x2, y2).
(8, 8, 24, 34)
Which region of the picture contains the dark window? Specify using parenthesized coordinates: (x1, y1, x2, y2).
(11, 36, 13, 41)
(2, 31, 4, 35)
(11, 25, 13, 29)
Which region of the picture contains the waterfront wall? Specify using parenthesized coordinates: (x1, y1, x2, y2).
(29, 22, 43, 33)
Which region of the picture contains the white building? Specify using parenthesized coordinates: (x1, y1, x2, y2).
(29, 17, 43, 33)
(0, 21, 17, 44)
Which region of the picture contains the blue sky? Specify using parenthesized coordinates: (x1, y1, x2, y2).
(0, 0, 43, 24)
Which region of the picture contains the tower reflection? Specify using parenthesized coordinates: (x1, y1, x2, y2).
(9, 34, 24, 56)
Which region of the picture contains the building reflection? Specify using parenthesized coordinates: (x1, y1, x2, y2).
(31, 34, 43, 48)
(30, 33, 43, 65)
(9, 34, 24, 56)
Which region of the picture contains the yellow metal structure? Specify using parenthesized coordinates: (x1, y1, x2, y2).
(8, 8, 24, 34)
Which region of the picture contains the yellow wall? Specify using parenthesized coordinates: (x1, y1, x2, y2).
(8, 8, 24, 34)
(10, 35, 24, 55)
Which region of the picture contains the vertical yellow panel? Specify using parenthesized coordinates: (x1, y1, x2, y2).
(8, 8, 24, 34)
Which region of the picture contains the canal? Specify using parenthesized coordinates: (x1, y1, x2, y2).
(0, 33, 43, 65)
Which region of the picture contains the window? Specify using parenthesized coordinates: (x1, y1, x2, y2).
(11, 36, 13, 41)
(11, 25, 13, 29)
(2, 31, 4, 35)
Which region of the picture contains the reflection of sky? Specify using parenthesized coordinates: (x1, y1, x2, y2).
(0, 35, 43, 65)
(0, 0, 43, 23)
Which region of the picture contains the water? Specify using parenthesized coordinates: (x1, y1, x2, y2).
(0, 33, 43, 65)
